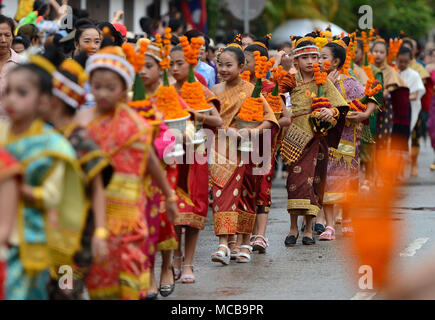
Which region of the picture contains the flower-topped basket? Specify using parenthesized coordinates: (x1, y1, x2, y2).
(266, 65, 287, 120)
(236, 51, 275, 152)
(310, 61, 339, 134)
(179, 35, 213, 145)
(156, 28, 191, 157)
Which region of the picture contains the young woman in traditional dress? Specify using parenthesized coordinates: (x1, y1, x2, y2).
(79, 46, 178, 300)
(169, 44, 223, 277)
(209, 43, 278, 264)
(136, 39, 181, 298)
(242, 36, 291, 254)
(36, 54, 114, 299)
(278, 34, 348, 246)
(371, 40, 410, 177)
(2, 49, 86, 300)
(318, 38, 377, 241)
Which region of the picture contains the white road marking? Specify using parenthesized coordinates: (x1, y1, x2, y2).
(399, 238, 429, 257)
(350, 237, 430, 299)
(350, 291, 377, 300)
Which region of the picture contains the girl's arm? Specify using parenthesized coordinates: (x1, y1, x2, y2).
(347, 101, 376, 123)
(278, 102, 291, 128)
(0, 177, 18, 245)
(147, 148, 178, 223)
(190, 106, 223, 128)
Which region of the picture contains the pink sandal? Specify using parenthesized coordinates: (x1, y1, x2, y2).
(319, 226, 336, 241)
(252, 235, 269, 253)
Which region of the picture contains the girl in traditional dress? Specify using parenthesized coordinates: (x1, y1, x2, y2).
(319, 38, 377, 241)
(278, 34, 348, 246)
(170, 44, 223, 277)
(0, 149, 21, 300)
(2, 50, 87, 300)
(371, 40, 410, 177)
(396, 46, 426, 176)
(209, 44, 278, 264)
(136, 40, 181, 298)
(80, 46, 178, 300)
(36, 54, 114, 299)
(242, 37, 291, 254)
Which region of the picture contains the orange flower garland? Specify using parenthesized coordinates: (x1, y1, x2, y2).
(364, 79, 382, 97)
(387, 38, 402, 66)
(156, 85, 190, 120)
(267, 65, 287, 113)
(179, 36, 203, 66)
(237, 53, 276, 122)
(179, 35, 211, 111)
(180, 81, 210, 111)
(266, 94, 282, 113)
(157, 28, 172, 70)
(237, 97, 264, 122)
(363, 65, 375, 80)
(240, 70, 251, 82)
(313, 63, 327, 86)
(121, 41, 148, 73)
(270, 65, 287, 83)
(254, 51, 275, 79)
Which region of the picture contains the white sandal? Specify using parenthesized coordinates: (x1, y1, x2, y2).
(236, 245, 252, 263)
(211, 244, 231, 265)
(173, 256, 183, 280)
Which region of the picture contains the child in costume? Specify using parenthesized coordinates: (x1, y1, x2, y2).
(170, 40, 222, 280)
(134, 38, 181, 298)
(37, 53, 114, 299)
(319, 36, 378, 240)
(243, 35, 291, 254)
(279, 33, 348, 246)
(81, 45, 178, 300)
(2, 49, 86, 300)
(210, 41, 278, 264)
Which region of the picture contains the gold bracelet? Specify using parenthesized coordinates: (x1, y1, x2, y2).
(94, 227, 109, 240)
(166, 191, 178, 202)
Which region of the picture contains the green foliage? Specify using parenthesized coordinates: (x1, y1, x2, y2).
(206, 0, 221, 40)
(262, 0, 434, 40)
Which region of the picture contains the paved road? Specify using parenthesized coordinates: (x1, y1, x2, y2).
(156, 142, 435, 300)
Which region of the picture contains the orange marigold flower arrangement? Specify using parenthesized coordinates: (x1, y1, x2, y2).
(237, 53, 275, 122)
(240, 70, 251, 82)
(156, 85, 190, 120)
(266, 65, 287, 113)
(157, 27, 172, 70)
(179, 36, 211, 111)
(311, 62, 338, 134)
(154, 30, 190, 120)
(349, 79, 382, 112)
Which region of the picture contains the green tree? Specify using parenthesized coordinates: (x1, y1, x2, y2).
(262, 0, 434, 40)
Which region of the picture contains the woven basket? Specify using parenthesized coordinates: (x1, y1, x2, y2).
(235, 117, 261, 152)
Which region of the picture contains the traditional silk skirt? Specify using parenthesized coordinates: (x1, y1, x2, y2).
(6, 246, 50, 300)
(158, 164, 178, 251)
(427, 95, 435, 149)
(176, 161, 209, 230)
(211, 161, 259, 235)
(324, 124, 360, 204)
(286, 137, 329, 216)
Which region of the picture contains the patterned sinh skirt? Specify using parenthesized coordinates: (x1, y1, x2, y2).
(286, 137, 328, 216)
(324, 124, 360, 204)
(211, 162, 259, 236)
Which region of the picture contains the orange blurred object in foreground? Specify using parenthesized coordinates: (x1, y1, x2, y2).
(344, 143, 404, 290)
